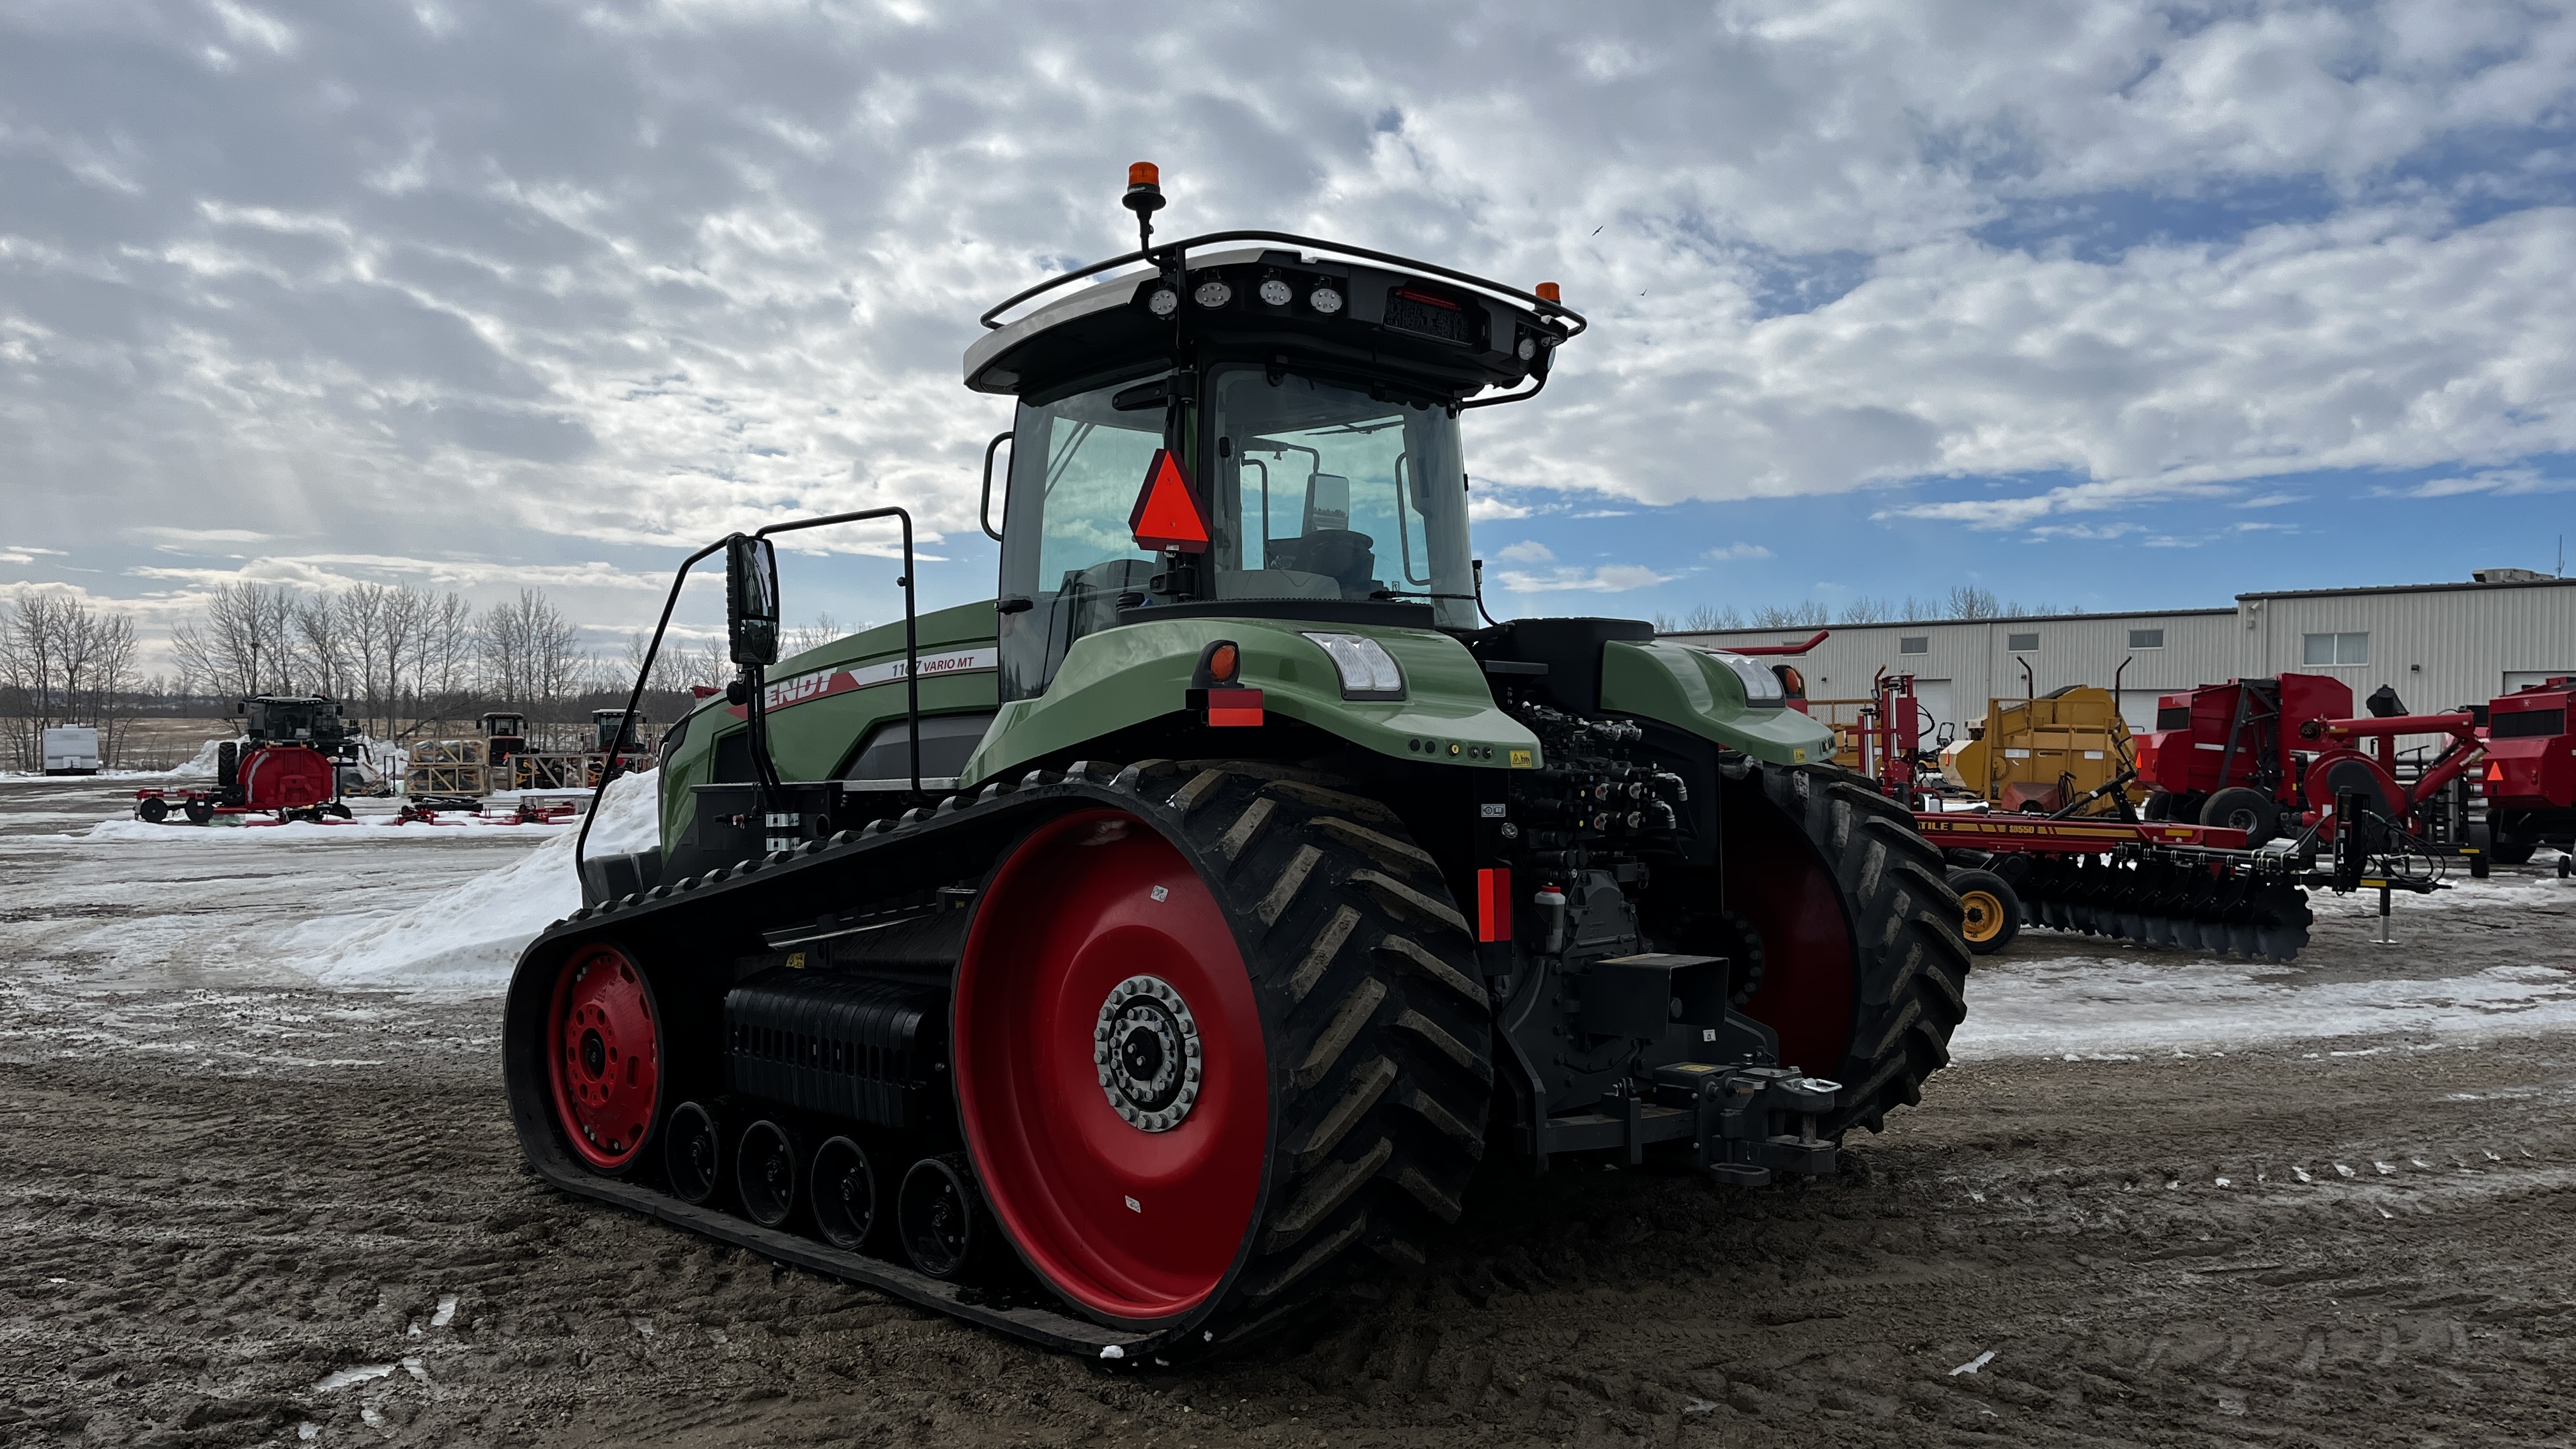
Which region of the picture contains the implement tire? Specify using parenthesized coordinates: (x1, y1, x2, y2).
(953, 762, 1491, 1352)
(1949, 868, 2022, 955)
(1726, 764, 1972, 1140)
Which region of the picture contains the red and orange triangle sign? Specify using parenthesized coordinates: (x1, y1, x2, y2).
(1129, 448, 1209, 553)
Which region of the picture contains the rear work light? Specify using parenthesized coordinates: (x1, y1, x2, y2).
(1301, 632, 1404, 700)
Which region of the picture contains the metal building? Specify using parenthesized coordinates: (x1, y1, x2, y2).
(1665, 571, 2576, 743)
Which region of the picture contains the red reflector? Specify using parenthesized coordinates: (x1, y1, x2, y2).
(1392, 286, 1462, 310)
(1476, 866, 1510, 942)
(1129, 448, 1209, 553)
(1197, 686, 1263, 727)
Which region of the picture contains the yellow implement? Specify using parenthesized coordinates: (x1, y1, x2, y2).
(1941, 686, 2135, 815)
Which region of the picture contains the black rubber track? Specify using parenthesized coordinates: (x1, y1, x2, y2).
(500, 757, 1489, 1363)
(1754, 764, 1974, 1140)
(1147, 762, 1494, 1348)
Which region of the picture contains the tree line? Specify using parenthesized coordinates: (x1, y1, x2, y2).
(0, 595, 148, 769)
(1, 581, 868, 769)
(1655, 585, 2082, 633)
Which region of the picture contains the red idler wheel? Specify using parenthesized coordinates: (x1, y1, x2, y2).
(953, 809, 1268, 1322)
(546, 943, 663, 1172)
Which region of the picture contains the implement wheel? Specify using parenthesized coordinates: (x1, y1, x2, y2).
(1949, 868, 2021, 956)
(1724, 764, 1972, 1139)
(954, 769, 1489, 1346)
(546, 942, 663, 1174)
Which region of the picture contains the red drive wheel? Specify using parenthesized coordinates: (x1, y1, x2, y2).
(954, 809, 1268, 1322)
(546, 943, 663, 1173)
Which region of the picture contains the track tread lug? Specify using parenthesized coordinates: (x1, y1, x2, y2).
(1217, 797, 1276, 862)
(1257, 845, 1324, 927)
(1370, 932, 1489, 1009)
(1310, 816, 1438, 875)
(1296, 979, 1387, 1089)
(1295, 1056, 1396, 1167)
(1348, 869, 1469, 937)
(1264, 1135, 1392, 1251)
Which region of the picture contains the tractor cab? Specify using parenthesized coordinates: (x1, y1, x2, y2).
(969, 166, 1579, 700)
(238, 694, 351, 754)
(592, 707, 645, 754)
(482, 712, 528, 763)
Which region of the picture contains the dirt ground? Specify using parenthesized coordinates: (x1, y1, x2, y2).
(4, 774, 2574, 1448)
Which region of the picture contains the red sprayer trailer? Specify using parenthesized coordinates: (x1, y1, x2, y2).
(134, 696, 360, 825)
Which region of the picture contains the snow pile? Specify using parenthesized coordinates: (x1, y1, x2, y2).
(291, 772, 662, 992)
(171, 737, 243, 778)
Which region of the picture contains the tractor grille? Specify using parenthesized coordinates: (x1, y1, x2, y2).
(724, 969, 946, 1130)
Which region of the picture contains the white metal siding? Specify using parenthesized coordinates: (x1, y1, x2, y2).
(1668, 579, 2576, 739)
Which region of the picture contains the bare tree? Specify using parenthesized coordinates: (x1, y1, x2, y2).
(0, 595, 143, 767)
(1945, 585, 2002, 620)
(1838, 596, 1896, 624)
(1749, 601, 1830, 628)
(172, 582, 300, 698)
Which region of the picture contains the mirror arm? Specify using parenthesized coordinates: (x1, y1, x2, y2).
(576, 536, 726, 894)
(759, 507, 921, 795)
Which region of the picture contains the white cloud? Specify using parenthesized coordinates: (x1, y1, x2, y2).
(1496, 540, 1554, 564)
(1495, 564, 1673, 594)
(1706, 542, 1771, 560)
(0, 0, 2569, 646)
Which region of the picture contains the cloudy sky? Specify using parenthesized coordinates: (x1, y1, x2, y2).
(3, 0, 2572, 664)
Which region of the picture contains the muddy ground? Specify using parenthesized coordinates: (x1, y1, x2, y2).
(3, 774, 2573, 1448)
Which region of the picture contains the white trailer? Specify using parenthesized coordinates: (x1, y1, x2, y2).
(42, 726, 101, 776)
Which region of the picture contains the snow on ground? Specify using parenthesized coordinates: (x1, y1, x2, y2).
(1953, 954, 2576, 1061)
(286, 772, 661, 991)
(82, 812, 571, 844)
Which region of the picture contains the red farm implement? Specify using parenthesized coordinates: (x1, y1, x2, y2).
(2479, 675, 2576, 874)
(134, 696, 360, 825)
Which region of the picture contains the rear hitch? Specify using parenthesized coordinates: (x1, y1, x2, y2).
(1653, 1063, 1839, 1186)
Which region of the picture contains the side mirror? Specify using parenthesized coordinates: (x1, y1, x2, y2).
(726, 533, 781, 667)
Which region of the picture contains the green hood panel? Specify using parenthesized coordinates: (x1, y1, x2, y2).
(960, 616, 1542, 784)
(1599, 640, 1833, 766)
(659, 601, 1002, 849)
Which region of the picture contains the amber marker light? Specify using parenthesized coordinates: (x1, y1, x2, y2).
(1535, 281, 1561, 303)
(1208, 641, 1240, 683)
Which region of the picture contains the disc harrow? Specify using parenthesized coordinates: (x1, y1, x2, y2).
(2012, 852, 2313, 962)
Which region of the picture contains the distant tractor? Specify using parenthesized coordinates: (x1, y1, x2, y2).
(134, 696, 358, 824)
(500, 166, 1971, 1362)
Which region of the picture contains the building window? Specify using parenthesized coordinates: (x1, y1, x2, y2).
(2302, 632, 2368, 666)
(1899, 635, 1928, 655)
(2007, 632, 2039, 653)
(2128, 628, 2164, 649)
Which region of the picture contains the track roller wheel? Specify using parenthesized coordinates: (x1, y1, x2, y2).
(898, 1154, 988, 1279)
(1949, 868, 2021, 955)
(664, 1101, 724, 1204)
(735, 1120, 800, 1228)
(545, 942, 663, 1173)
(954, 767, 1491, 1347)
(1725, 764, 1972, 1139)
(811, 1137, 879, 1250)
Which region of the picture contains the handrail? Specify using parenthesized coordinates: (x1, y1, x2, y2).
(978, 229, 1590, 339)
(574, 537, 727, 889)
(979, 431, 1013, 543)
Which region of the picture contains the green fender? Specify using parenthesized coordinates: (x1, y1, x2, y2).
(1598, 640, 1834, 766)
(960, 617, 1543, 784)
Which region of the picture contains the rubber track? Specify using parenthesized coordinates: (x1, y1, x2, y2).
(1756, 764, 1974, 1139)
(500, 758, 1490, 1362)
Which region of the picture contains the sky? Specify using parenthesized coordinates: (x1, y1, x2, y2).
(3, 0, 2573, 669)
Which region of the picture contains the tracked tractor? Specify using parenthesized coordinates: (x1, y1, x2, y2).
(502, 167, 1970, 1361)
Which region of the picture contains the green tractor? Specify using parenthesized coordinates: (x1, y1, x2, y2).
(504, 166, 1970, 1361)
